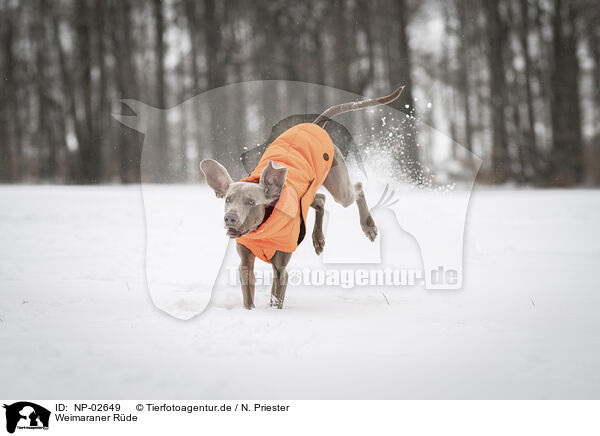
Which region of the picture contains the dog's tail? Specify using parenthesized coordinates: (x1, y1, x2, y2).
(313, 86, 405, 126)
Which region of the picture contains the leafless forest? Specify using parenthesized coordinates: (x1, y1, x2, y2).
(0, 0, 599, 185)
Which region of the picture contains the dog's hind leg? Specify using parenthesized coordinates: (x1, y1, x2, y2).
(322, 146, 355, 207)
(322, 146, 378, 241)
(354, 182, 377, 241)
(311, 193, 326, 255)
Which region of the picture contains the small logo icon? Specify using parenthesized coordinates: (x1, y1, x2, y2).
(3, 402, 50, 434)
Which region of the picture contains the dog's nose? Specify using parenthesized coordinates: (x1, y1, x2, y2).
(224, 213, 239, 226)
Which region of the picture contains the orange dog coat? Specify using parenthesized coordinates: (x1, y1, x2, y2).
(236, 123, 334, 262)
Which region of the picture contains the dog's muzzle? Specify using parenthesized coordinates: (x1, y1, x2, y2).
(226, 227, 249, 238)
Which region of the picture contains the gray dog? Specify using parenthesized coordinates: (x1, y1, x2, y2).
(201, 87, 404, 309)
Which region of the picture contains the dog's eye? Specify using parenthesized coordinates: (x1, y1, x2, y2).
(247, 199, 255, 206)
(225, 197, 231, 203)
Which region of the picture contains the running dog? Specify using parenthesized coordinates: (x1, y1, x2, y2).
(201, 86, 404, 309)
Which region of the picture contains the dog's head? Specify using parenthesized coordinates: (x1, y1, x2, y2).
(200, 159, 287, 238)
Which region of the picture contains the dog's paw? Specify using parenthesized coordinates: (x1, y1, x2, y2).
(270, 296, 284, 309)
(312, 230, 325, 255)
(361, 215, 378, 241)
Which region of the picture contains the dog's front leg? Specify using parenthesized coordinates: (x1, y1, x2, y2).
(236, 243, 256, 309)
(270, 251, 292, 309)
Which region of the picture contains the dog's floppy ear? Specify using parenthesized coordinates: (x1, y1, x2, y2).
(260, 161, 287, 200)
(200, 159, 233, 198)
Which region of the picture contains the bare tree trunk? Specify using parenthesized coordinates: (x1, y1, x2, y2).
(533, 0, 554, 162)
(311, 25, 327, 108)
(109, 0, 140, 183)
(152, 0, 169, 181)
(483, 0, 509, 183)
(549, 0, 583, 186)
(505, 0, 528, 182)
(331, 0, 352, 91)
(455, 0, 474, 157)
(442, 2, 457, 158)
(356, 0, 375, 94)
(184, 0, 205, 171)
(387, 0, 421, 183)
(184, 0, 201, 95)
(506, 51, 527, 182)
(153, 0, 167, 110)
(33, 0, 56, 180)
(584, 8, 600, 129)
(94, 0, 111, 181)
(175, 56, 188, 180)
(0, 0, 17, 181)
(52, 4, 82, 183)
(203, 0, 224, 90)
(203, 0, 228, 163)
(75, 0, 101, 183)
(518, 0, 538, 158)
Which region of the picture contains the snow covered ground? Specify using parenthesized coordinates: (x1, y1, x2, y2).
(1, 185, 599, 399)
